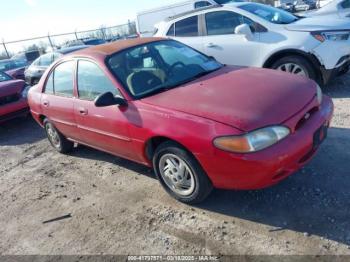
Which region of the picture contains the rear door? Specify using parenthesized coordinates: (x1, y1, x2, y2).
(74, 59, 134, 159)
(41, 60, 79, 139)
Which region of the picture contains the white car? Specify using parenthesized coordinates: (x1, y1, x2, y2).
(155, 3, 350, 85)
(303, 0, 350, 18)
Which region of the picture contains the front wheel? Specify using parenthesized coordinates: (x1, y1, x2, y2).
(44, 119, 74, 154)
(271, 55, 316, 82)
(153, 141, 213, 204)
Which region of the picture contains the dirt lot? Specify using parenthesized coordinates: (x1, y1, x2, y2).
(1, 74, 350, 256)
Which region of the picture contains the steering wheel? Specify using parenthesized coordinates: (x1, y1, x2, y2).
(167, 62, 186, 76)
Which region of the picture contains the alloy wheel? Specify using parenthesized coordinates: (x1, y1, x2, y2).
(277, 63, 308, 77)
(158, 154, 195, 196)
(46, 123, 60, 148)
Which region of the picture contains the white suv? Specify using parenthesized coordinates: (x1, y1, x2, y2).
(155, 3, 350, 85)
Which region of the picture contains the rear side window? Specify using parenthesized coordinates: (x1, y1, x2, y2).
(44, 72, 54, 94)
(205, 11, 243, 35)
(175, 16, 199, 37)
(77, 60, 120, 101)
(44, 61, 75, 97)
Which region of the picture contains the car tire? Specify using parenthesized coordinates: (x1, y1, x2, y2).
(31, 78, 39, 86)
(271, 55, 317, 82)
(44, 119, 74, 154)
(153, 141, 213, 204)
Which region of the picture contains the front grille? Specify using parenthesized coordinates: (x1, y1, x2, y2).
(0, 94, 21, 106)
(295, 107, 319, 131)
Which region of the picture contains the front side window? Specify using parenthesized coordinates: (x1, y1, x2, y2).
(206, 11, 259, 35)
(77, 60, 120, 101)
(44, 61, 75, 97)
(175, 16, 199, 37)
(206, 11, 243, 35)
(239, 3, 299, 24)
(107, 40, 222, 99)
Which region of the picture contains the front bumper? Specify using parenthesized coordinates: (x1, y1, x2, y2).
(313, 39, 350, 84)
(320, 59, 350, 85)
(0, 98, 29, 123)
(198, 96, 334, 190)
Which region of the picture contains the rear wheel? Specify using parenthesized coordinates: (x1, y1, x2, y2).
(44, 119, 74, 154)
(271, 55, 316, 82)
(153, 141, 213, 204)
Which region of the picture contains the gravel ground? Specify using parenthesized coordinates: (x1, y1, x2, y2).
(0, 74, 350, 256)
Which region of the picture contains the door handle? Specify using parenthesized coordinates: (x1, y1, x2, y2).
(42, 100, 49, 107)
(78, 107, 88, 115)
(206, 43, 217, 48)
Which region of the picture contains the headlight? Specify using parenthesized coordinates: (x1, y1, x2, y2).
(21, 85, 31, 98)
(312, 31, 350, 42)
(213, 126, 290, 153)
(316, 84, 323, 105)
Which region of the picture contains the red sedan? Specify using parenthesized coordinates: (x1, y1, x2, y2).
(28, 38, 333, 204)
(0, 71, 29, 122)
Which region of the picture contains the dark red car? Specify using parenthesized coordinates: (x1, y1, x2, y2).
(0, 59, 27, 80)
(28, 38, 333, 204)
(0, 71, 29, 122)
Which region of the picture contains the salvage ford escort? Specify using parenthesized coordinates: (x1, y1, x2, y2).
(28, 38, 333, 204)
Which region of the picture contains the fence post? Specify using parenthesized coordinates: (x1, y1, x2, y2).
(2, 39, 10, 58)
(74, 31, 79, 40)
(47, 33, 54, 49)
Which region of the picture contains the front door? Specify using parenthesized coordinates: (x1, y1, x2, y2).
(74, 60, 134, 159)
(201, 11, 262, 67)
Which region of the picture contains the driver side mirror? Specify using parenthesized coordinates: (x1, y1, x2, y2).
(94, 92, 128, 108)
(234, 24, 254, 41)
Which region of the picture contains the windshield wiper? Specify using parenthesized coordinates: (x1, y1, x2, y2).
(165, 67, 222, 89)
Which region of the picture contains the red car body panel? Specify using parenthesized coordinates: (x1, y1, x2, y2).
(0, 79, 28, 122)
(142, 66, 317, 132)
(28, 38, 334, 190)
(6, 67, 26, 81)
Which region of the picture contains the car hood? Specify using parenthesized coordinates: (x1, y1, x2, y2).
(285, 17, 350, 31)
(141, 66, 316, 132)
(0, 79, 25, 97)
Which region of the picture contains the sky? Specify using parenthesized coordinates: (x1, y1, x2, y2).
(1, 0, 181, 42)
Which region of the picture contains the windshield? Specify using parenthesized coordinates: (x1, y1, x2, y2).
(107, 40, 223, 99)
(239, 3, 299, 24)
(0, 72, 12, 82)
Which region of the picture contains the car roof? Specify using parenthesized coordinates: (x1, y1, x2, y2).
(58, 45, 89, 54)
(70, 37, 166, 58)
(165, 2, 246, 22)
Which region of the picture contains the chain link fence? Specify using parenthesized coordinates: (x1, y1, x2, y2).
(0, 22, 137, 60)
